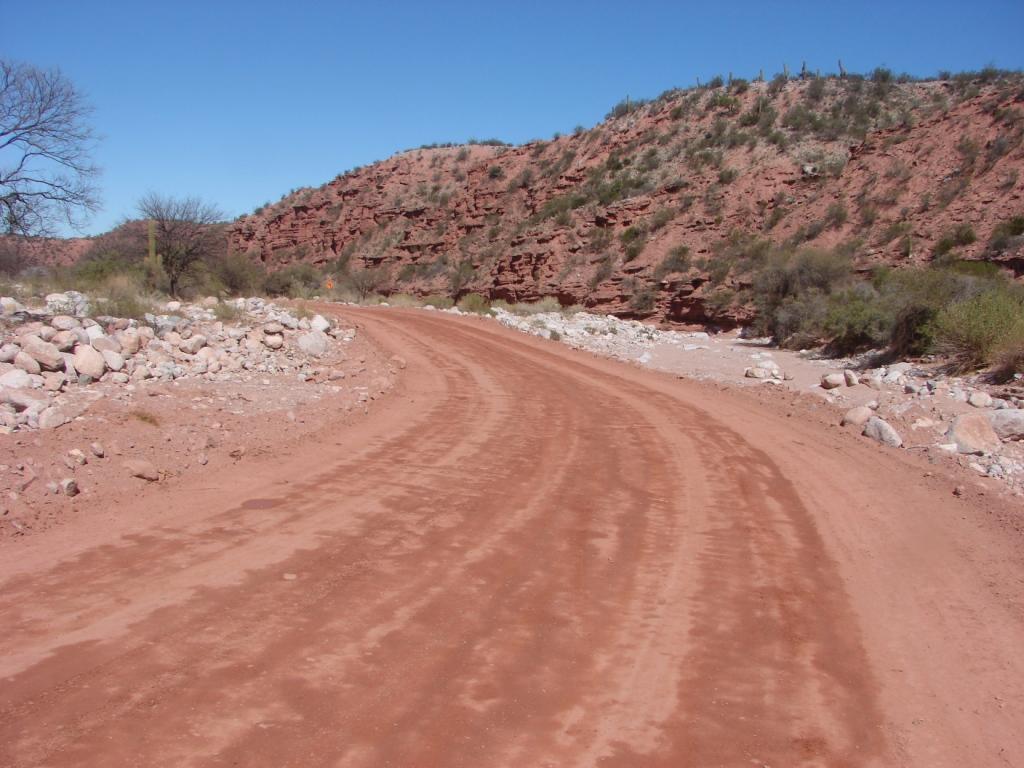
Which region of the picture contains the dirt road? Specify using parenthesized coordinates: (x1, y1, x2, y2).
(2, 308, 1023, 767)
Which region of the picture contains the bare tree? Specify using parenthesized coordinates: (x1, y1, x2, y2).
(0, 59, 100, 236)
(137, 193, 224, 296)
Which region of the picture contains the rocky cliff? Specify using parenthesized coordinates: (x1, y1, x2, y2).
(229, 72, 1024, 325)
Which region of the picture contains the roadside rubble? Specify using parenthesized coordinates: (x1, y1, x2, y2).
(0, 291, 354, 433)
(487, 307, 1024, 494)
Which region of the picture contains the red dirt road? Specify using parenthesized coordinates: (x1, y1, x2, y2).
(2, 309, 1023, 767)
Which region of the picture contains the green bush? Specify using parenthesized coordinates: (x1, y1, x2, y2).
(933, 286, 1024, 371)
(456, 293, 491, 313)
(264, 263, 322, 297)
(653, 246, 691, 280)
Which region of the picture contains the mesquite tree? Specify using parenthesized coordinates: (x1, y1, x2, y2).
(0, 59, 100, 236)
(137, 193, 224, 297)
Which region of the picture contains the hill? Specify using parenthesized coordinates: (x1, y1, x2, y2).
(228, 69, 1024, 326)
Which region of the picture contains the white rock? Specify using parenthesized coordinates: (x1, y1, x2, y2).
(73, 345, 107, 380)
(296, 330, 329, 357)
(843, 369, 859, 387)
(863, 416, 903, 447)
(179, 334, 207, 355)
(37, 406, 69, 430)
(821, 373, 845, 389)
(968, 391, 992, 409)
(988, 410, 1024, 441)
(0, 343, 19, 363)
(841, 406, 874, 427)
(14, 351, 41, 374)
(310, 314, 331, 332)
(101, 349, 125, 371)
(50, 315, 80, 331)
(21, 336, 64, 371)
(263, 334, 284, 350)
(946, 413, 1001, 455)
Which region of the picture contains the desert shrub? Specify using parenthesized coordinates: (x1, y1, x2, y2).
(345, 267, 385, 300)
(421, 294, 454, 309)
(825, 202, 848, 229)
(649, 207, 674, 230)
(589, 253, 616, 289)
(629, 286, 656, 312)
(264, 263, 322, 297)
(933, 285, 1024, 371)
(988, 215, 1024, 253)
(89, 274, 157, 320)
(211, 252, 267, 296)
(504, 296, 562, 315)
(933, 223, 977, 256)
(213, 301, 243, 322)
(456, 293, 490, 313)
(822, 283, 892, 351)
(653, 246, 691, 280)
(718, 167, 739, 184)
(749, 247, 854, 342)
(620, 226, 647, 262)
(487, 165, 505, 180)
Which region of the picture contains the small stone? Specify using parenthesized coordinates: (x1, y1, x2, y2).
(843, 369, 858, 387)
(68, 448, 88, 466)
(282, 573, 298, 581)
(953, 485, 965, 497)
(60, 478, 79, 497)
(90, 442, 105, 458)
(263, 334, 284, 350)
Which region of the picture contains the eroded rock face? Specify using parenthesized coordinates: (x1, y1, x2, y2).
(225, 79, 1024, 326)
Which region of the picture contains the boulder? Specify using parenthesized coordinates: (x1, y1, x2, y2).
(101, 349, 125, 372)
(263, 333, 284, 350)
(296, 330, 329, 357)
(968, 391, 992, 409)
(0, 368, 32, 389)
(946, 413, 1001, 455)
(821, 373, 845, 389)
(179, 334, 207, 355)
(14, 351, 41, 375)
(0, 343, 19, 363)
(1, 296, 26, 315)
(60, 478, 80, 497)
(843, 369, 859, 387)
(21, 336, 64, 371)
(50, 315, 80, 331)
(988, 410, 1024, 441)
(51, 330, 78, 352)
(92, 335, 121, 354)
(863, 416, 903, 447)
(116, 329, 141, 355)
(744, 366, 777, 380)
(310, 314, 331, 332)
(841, 406, 874, 427)
(73, 345, 107, 380)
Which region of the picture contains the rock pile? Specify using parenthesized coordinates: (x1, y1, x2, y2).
(0, 292, 352, 433)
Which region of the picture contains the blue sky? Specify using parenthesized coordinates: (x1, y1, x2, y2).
(4, 1, 1023, 235)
